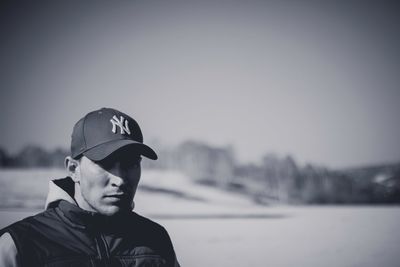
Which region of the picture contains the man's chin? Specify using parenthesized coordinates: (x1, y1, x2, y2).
(99, 204, 132, 216)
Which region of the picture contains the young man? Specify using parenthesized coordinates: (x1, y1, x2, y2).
(0, 108, 180, 267)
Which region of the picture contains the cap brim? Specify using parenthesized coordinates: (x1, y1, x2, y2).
(83, 139, 158, 161)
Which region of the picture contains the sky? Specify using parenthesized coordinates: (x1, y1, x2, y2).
(0, 0, 399, 169)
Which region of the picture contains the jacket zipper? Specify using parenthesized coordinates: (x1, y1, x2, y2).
(95, 233, 111, 266)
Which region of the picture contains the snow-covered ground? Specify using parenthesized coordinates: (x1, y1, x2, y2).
(1, 169, 400, 267)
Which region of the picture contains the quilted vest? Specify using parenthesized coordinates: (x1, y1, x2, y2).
(1, 200, 177, 267)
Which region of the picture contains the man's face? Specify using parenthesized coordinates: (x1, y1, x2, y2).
(76, 150, 141, 216)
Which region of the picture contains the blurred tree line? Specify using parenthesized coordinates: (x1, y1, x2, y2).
(0, 146, 66, 168)
(1, 143, 399, 204)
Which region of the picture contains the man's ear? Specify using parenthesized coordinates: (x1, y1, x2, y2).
(65, 156, 80, 182)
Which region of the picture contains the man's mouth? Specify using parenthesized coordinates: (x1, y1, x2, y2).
(104, 193, 129, 201)
(107, 193, 124, 197)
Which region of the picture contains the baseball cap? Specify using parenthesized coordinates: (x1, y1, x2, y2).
(71, 108, 157, 161)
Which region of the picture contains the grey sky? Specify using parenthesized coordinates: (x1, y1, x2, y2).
(1, 0, 399, 169)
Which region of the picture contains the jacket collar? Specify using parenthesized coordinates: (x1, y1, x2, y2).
(45, 177, 77, 209)
(45, 177, 134, 230)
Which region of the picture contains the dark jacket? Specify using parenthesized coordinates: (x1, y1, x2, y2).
(0, 177, 179, 267)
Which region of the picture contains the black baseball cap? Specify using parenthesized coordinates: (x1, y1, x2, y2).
(71, 108, 157, 161)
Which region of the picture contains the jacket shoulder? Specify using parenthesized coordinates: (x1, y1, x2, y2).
(1, 207, 60, 233)
(128, 212, 173, 241)
(126, 212, 176, 260)
(131, 212, 167, 231)
(0, 208, 59, 267)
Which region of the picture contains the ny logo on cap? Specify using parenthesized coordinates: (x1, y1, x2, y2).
(110, 115, 131, 135)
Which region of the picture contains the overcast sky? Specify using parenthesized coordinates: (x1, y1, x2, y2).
(1, 0, 399, 169)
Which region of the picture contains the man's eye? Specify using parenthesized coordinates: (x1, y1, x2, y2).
(117, 157, 141, 169)
(96, 160, 115, 170)
(96, 156, 141, 170)
(131, 157, 142, 168)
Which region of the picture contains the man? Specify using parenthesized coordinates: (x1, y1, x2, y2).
(0, 107, 180, 267)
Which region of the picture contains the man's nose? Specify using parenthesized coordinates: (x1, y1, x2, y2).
(109, 165, 129, 187)
(110, 173, 125, 187)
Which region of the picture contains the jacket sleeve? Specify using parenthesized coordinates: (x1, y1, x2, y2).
(0, 232, 19, 267)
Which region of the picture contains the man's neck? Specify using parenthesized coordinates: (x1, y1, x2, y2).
(74, 183, 97, 213)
